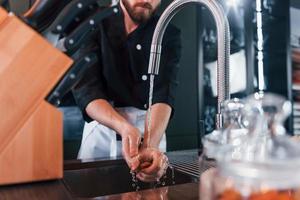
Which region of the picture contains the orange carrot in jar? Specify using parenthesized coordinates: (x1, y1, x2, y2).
(218, 189, 242, 200)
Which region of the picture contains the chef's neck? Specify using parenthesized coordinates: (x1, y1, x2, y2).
(120, 1, 139, 35)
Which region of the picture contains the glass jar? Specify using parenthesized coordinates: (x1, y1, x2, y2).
(200, 93, 300, 200)
(203, 98, 248, 159)
(200, 164, 300, 200)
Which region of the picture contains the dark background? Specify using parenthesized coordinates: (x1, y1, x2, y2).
(6, 0, 293, 158)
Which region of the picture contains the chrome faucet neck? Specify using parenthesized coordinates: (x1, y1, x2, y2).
(148, 0, 231, 129)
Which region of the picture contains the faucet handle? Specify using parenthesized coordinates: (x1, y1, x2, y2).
(148, 44, 162, 75)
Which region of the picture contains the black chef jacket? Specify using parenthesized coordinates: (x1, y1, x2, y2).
(72, 5, 182, 122)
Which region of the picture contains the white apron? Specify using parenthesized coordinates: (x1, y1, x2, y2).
(77, 107, 166, 159)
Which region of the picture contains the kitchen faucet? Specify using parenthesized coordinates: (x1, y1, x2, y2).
(147, 0, 230, 129)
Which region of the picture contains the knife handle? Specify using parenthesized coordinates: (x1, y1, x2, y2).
(48, 0, 100, 34)
(47, 53, 98, 106)
(64, 5, 119, 54)
(0, 0, 9, 10)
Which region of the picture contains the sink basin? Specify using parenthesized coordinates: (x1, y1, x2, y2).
(63, 159, 197, 198)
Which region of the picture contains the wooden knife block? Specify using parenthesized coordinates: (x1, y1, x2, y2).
(0, 7, 73, 185)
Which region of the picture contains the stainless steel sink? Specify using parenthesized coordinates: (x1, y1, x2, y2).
(63, 159, 197, 198)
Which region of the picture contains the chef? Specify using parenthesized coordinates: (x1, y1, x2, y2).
(72, 0, 181, 182)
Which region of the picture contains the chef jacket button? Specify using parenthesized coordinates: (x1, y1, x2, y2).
(142, 75, 148, 81)
(136, 44, 142, 50)
(144, 104, 148, 109)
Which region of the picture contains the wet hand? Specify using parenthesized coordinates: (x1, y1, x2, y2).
(120, 124, 142, 170)
(134, 148, 169, 183)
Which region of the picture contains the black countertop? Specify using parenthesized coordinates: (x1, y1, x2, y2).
(0, 179, 199, 200)
(0, 150, 208, 200)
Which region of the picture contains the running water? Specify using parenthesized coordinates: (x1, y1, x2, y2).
(130, 74, 176, 190)
(146, 74, 155, 147)
(130, 164, 176, 190)
(146, 74, 176, 185)
(130, 74, 155, 191)
(130, 171, 140, 191)
(169, 164, 175, 185)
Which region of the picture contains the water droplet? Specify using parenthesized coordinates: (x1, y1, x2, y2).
(130, 171, 140, 190)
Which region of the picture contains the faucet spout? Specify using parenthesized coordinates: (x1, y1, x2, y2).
(148, 0, 230, 129)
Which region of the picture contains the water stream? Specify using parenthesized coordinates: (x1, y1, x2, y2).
(130, 74, 175, 190)
(146, 74, 155, 148)
(130, 164, 175, 191)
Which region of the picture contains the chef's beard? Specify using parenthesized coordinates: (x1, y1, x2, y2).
(121, 0, 159, 23)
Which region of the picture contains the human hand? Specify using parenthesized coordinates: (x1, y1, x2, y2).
(133, 148, 169, 183)
(120, 124, 142, 170)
